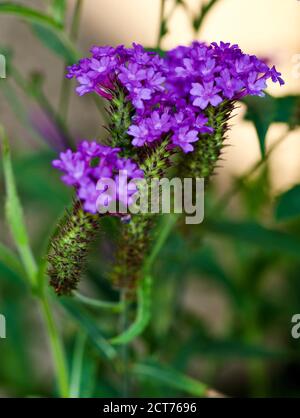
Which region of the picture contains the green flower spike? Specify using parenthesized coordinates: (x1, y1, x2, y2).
(47, 201, 100, 296)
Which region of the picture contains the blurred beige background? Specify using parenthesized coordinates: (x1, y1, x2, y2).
(0, 0, 300, 193)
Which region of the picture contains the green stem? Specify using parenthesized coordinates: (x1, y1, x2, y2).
(194, 0, 219, 34)
(1, 127, 69, 397)
(58, 0, 83, 119)
(72, 290, 124, 312)
(69, 331, 87, 398)
(119, 289, 130, 397)
(156, 0, 166, 48)
(144, 214, 178, 274)
(39, 293, 69, 398)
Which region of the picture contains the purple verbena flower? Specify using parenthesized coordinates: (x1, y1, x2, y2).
(171, 126, 199, 153)
(190, 82, 223, 109)
(65, 41, 284, 162)
(216, 69, 244, 99)
(53, 141, 144, 214)
(246, 72, 267, 96)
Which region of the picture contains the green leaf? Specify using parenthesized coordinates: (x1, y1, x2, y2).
(189, 246, 242, 306)
(193, 0, 219, 32)
(186, 335, 287, 359)
(133, 362, 208, 397)
(69, 332, 87, 398)
(243, 94, 300, 157)
(243, 94, 276, 158)
(0, 127, 38, 286)
(60, 298, 117, 360)
(31, 22, 78, 64)
(275, 185, 300, 222)
(0, 3, 77, 63)
(0, 82, 44, 145)
(110, 275, 152, 345)
(274, 96, 300, 126)
(206, 219, 300, 257)
(0, 241, 24, 278)
(50, 0, 67, 25)
(159, 19, 168, 39)
(0, 3, 62, 29)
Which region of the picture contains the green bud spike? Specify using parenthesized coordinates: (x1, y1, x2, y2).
(110, 215, 153, 292)
(140, 136, 173, 178)
(110, 137, 173, 292)
(47, 201, 100, 296)
(107, 86, 135, 156)
(181, 101, 234, 180)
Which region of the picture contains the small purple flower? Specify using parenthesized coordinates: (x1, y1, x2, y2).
(246, 72, 267, 96)
(148, 111, 172, 135)
(194, 114, 214, 134)
(145, 68, 166, 90)
(172, 126, 199, 153)
(89, 57, 113, 75)
(129, 87, 152, 110)
(90, 45, 116, 57)
(127, 122, 150, 146)
(190, 82, 223, 109)
(118, 63, 147, 85)
(53, 150, 87, 185)
(53, 141, 144, 215)
(216, 69, 244, 99)
(76, 75, 95, 96)
(268, 66, 285, 86)
(199, 58, 218, 79)
(234, 55, 253, 75)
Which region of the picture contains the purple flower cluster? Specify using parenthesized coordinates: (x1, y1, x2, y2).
(55, 42, 284, 214)
(53, 141, 144, 214)
(67, 42, 283, 153)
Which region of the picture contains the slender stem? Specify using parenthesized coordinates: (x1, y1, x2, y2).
(156, 0, 166, 48)
(58, 0, 83, 119)
(72, 290, 124, 312)
(119, 289, 130, 397)
(1, 127, 69, 397)
(39, 293, 69, 398)
(69, 332, 87, 398)
(144, 214, 178, 274)
(194, 0, 219, 35)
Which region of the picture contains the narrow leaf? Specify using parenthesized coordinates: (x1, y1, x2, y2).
(0, 3, 62, 29)
(0, 241, 24, 278)
(50, 0, 67, 25)
(31, 23, 78, 64)
(0, 126, 37, 285)
(60, 298, 117, 360)
(133, 362, 208, 397)
(275, 185, 300, 222)
(110, 275, 152, 345)
(206, 219, 300, 257)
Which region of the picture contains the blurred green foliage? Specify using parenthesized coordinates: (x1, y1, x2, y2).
(0, 0, 300, 398)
